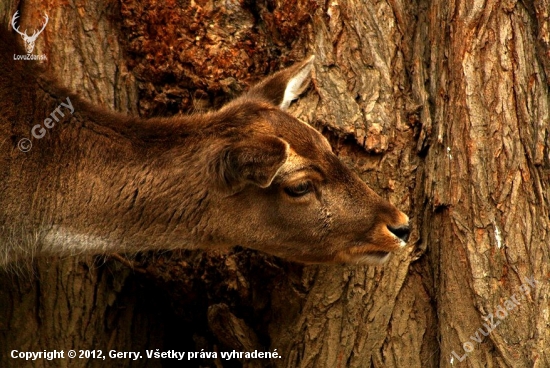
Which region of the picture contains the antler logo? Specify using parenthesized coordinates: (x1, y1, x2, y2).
(11, 10, 48, 54)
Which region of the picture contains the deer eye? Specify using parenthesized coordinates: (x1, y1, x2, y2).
(284, 181, 313, 197)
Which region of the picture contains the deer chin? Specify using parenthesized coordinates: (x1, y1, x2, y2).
(332, 242, 397, 265)
(348, 251, 391, 264)
(334, 251, 392, 265)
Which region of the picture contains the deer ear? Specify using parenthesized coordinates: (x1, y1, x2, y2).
(215, 136, 289, 192)
(247, 56, 315, 110)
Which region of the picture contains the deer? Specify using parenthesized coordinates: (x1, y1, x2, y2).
(0, 27, 410, 267)
(11, 10, 49, 54)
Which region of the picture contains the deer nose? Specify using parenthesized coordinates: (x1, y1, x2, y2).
(387, 225, 410, 243)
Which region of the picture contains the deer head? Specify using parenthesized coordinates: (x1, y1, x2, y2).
(191, 56, 411, 264)
(11, 10, 48, 54)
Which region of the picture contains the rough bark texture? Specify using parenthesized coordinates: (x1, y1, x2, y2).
(0, 0, 549, 367)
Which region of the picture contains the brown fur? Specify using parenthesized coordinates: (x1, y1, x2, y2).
(0, 28, 409, 266)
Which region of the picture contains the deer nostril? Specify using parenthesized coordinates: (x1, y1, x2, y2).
(387, 225, 410, 243)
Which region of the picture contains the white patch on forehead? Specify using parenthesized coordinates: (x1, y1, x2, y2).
(260, 140, 291, 188)
(272, 121, 331, 182)
(276, 148, 309, 177)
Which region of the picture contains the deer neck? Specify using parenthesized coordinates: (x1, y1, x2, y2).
(3, 106, 216, 260)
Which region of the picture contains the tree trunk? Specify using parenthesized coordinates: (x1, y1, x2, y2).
(1, 0, 548, 367)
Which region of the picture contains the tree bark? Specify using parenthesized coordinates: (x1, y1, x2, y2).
(1, 0, 548, 367)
